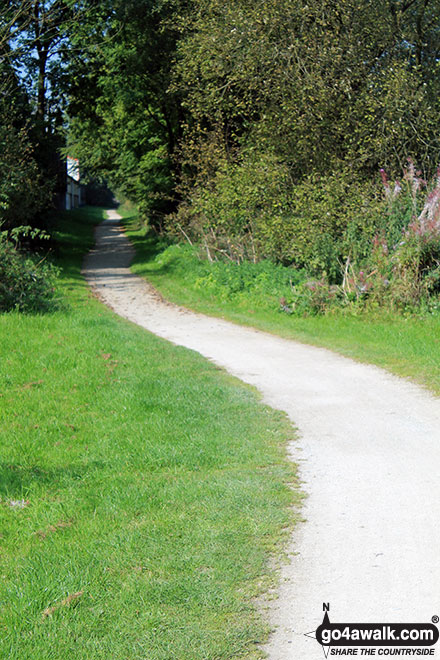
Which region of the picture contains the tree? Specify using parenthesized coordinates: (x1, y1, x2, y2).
(165, 0, 440, 271)
(65, 0, 184, 226)
(174, 0, 440, 181)
(0, 5, 52, 231)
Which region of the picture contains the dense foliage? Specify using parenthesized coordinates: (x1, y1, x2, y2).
(66, 0, 183, 225)
(0, 238, 59, 312)
(4, 0, 440, 313)
(0, 1, 81, 231)
(168, 0, 440, 283)
(0, 1, 88, 310)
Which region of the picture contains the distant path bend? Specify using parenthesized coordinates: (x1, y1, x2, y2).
(83, 210, 440, 660)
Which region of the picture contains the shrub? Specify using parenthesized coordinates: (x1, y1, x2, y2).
(287, 278, 343, 316)
(170, 153, 384, 280)
(0, 120, 52, 231)
(358, 161, 440, 310)
(278, 160, 440, 315)
(193, 257, 307, 306)
(286, 170, 383, 280)
(169, 155, 440, 316)
(168, 151, 293, 264)
(0, 239, 59, 313)
(318, 160, 440, 313)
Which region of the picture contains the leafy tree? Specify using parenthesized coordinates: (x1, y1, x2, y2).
(66, 0, 184, 226)
(0, 8, 51, 232)
(0, 113, 51, 231)
(167, 0, 440, 277)
(175, 0, 440, 180)
(2, 1, 97, 220)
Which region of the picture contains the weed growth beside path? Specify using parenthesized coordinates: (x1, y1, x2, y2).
(0, 207, 300, 659)
(121, 209, 440, 396)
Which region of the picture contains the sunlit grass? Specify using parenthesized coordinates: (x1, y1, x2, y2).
(0, 206, 300, 659)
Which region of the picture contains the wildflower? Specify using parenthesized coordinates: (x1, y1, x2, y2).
(393, 181, 402, 198)
(380, 168, 388, 186)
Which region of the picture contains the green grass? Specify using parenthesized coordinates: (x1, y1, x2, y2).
(121, 207, 440, 395)
(0, 207, 300, 659)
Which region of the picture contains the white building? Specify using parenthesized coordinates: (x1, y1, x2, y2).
(65, 156, 85, 209)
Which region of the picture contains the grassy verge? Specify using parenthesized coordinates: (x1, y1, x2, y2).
(0, 206, 300, 659)
(121, 207, 440, 395)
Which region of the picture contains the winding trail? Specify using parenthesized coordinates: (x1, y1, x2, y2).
(83, 211, 440, 659)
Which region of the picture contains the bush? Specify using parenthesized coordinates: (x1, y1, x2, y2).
(0, 120, 52, 231)
(294, 160, 440, 315)
(169, 155, 440, 317)
(169, 151, 293, 264)
(0, 239, 59, 313)
(285, 278, 343, 316)
(348, 161, 440, 311)
(286, 171, 383, 280)
(192, 257, 307, 306)
(170, 151, 385, 281)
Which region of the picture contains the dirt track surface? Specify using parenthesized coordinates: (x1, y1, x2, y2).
(83, 211, 440, 659)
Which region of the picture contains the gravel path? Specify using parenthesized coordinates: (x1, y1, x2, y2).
(83, 211, 440, 659)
